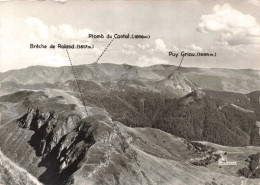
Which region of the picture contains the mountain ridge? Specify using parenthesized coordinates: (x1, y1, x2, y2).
(0, 86, 260, 184)
(0, 63, 260, 185)
(0, 63, 259, 96)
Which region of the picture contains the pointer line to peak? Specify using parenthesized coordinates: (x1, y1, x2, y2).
(66, 49, 88, 117)
(178, 56, 184, 70)
(94, 38, 115, 64)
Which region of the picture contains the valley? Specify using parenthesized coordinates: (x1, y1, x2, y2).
(0, 63, 259, 185)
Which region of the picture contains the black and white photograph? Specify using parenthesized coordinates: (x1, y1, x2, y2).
(0, 0, 260, 184)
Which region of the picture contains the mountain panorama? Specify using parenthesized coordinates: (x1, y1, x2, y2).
(0, 63, 260, 185)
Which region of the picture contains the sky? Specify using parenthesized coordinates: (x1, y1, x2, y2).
(0, 0, 260, 72)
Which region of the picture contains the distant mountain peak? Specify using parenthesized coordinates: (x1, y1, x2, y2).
(157, 70, 198, 97)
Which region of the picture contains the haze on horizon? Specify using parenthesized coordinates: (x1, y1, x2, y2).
(0, 0, 260, 72)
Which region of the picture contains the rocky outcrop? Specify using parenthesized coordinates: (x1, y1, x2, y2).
(16, 105, 139, 185)
(156, 70, 198, 98)
(18, 108, 51, 130)
(18, 108, 80, 157)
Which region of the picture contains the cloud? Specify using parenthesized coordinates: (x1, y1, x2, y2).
(154, 39, 168, 53)
(54, 24, 93, 41)
(34, 54, 68, 66)
(24, 17, 105, 56)
(122, 50, 136, 55)
(172, 45, 179, 51)
(25, 17, 49, 39)
(138, 43, 151, 50)
(25, 17, 96, 42)
(122, 44, 136, 55)
(138, 39, 170, 54)
(185, 44, 203, 52)
(136, 55, 169, 67)
(247, 0, 260, 6)
(197, 4, 260, 46)
(0, 16, 110, 72)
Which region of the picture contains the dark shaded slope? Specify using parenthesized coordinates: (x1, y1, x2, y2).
(74, 85, 260, 147)
(62, 72, 259, 147)
(154, 90, 260, 146)
(0, 91, 82, 185)
(247, 91, 260, 121)
(0, 90, 141, 185)
(204, 90, 254, 110)
(1, 89, 260, 185)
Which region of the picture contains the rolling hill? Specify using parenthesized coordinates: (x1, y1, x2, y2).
(0, 63, 259, 185)
(0, 64, 259, 96)
(0, 90, 260, 185)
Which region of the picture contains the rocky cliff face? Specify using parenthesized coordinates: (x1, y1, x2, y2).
(15, 105, 140, 185)
(156, 70, 198, 98)
(0, 90, 139, 185)
(1, 90, 260, 185)
(18, 107, 81, 157)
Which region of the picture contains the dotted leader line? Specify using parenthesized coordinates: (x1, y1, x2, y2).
(66, 49, 88, 116)
(95, 38, 115, 63)
(65, 38, 115, 117)
(178, 56, 184, 70)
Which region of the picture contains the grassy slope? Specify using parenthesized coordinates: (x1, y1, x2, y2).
(0, 89, 260, 185)
(0, 150, 42, 185)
